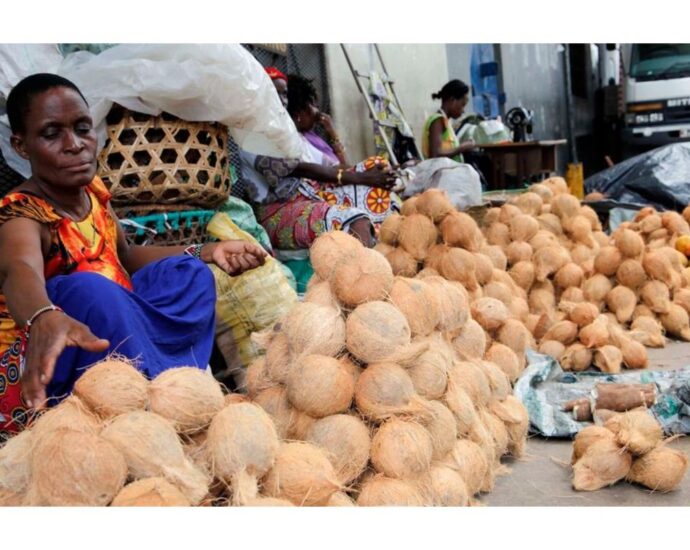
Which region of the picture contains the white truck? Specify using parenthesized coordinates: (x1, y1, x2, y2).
(619, 43, 690, 158)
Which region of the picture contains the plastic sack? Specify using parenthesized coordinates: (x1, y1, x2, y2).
(0, 44, 306, 177)
(584, 143, 690, 211)
(457, 117, 511, 146)
(206, 212, 298, 386)
(403, 158, 483, 210)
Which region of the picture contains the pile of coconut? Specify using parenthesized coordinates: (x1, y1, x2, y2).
(0, 358, 291, 507)
(571, 409, 688, 493)
(377, 182, 690, 375)
(245, 229, 530, 506)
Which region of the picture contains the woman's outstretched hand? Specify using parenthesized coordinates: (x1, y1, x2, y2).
(353, 165, 398, 190)
(202, 240, 268, 276)
(22, 311, 110, 410)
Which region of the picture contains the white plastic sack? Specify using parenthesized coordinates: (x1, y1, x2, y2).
(0, 44, 307, 177)
(403, 158, 483, 211)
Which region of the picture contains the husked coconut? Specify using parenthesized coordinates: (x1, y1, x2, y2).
(594, 345, 623, 374)
(439, 211, 483, 251)
(560, 343, 593, 372)
(389, 277, 442, 336)
(594, 247, 623, 277)
(379, 213, 403, 245)
(111, 477, 190, 506)
(331, 247, 394, 306)
(426, 465, 470, 506)
(371, 419, 433, 478)
(398, 214, 438, 261)
(284, 302, 346, 357)
(310, 231, 362, 280)
(423, 400, 458, 460)
(626, 445, 689, 492)
(346, 301, 411, 363)
(606, 285, 637, 324)
(640, 280, 672, 314)
(451, 318, 487, 360)
(415, 189, 455, 222)
(471, 297, 510, 331)
(386, 247, 419, 277)
(571, 425, 615, 464)
(572, 438, 632, 491)
(616, 259, 647, 289)
(357, 475, 425, 506)
(604, 410, 662, 456)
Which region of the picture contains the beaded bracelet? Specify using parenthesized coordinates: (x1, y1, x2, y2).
(184, 244, 203, 259)
(23, 304, 64, 339)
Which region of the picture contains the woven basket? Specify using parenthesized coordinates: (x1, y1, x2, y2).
(119, 209, 216, 247)
(98, 106, 231, 209)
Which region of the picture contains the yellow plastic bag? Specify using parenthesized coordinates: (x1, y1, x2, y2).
(206, 212, 298, 386)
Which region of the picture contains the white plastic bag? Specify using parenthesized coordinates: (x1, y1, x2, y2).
(0, 44, 307, 177)
(403, 158, 483, 211)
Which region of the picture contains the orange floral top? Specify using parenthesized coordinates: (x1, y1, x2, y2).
(0, 177, 131, 353)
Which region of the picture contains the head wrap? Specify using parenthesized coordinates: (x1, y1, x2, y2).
(265, 66, 287, 82)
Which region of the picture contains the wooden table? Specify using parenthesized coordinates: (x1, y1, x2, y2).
(479, 139, 567, 190)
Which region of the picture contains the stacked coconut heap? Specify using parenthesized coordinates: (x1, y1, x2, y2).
(376, 180, 690, 375)
(571, 409, 688, 493)
(246, 229, 530, 506)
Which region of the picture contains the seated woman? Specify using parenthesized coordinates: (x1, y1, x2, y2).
(0, 73, 267, 437)
(422, 79, 476, 162)
(239, 68, 399, 250)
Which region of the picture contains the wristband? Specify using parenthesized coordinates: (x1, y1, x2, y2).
(184, 244, 203, 259)
(23, 304, 64, 339)
(336, 169, 344, 185)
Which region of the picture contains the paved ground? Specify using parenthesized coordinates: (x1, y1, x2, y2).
(483, 341, 690, 506)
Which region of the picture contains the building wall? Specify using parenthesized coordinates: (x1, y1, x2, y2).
(324, 43, 449, 162)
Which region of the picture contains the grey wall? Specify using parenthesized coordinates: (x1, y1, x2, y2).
(445, 43, 473, 99)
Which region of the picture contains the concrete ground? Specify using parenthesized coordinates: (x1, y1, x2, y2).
(483, 341, 690, 506)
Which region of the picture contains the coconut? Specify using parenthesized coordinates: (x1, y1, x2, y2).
(471, 297, 510, 331)
(473, 253, 495, 285)
(484, 342, 521, 382)
(485, 222, 511, 247)
(310, 231, 362, 280)
(111, 477, 190, 506)
(477, 360, 511, 401)
(640, 214, 663, 234)
(373, 242, 394, 257)
(287, 354, 355, 418)
(499, 203, 523, 224)
(509, 214, 539, 243)
(435, 246, 479, 290)
(605, 286, 637, 325)
(618, 336, 649, 370)
(567, 302, 600, 327)
(529, 182, 554, 202)
(553, 263, 584, 290)
(534, 245, 570, 282)
(551, 193, 581, 219)
(407, 339, 451, 400)
(466, 421, 499, 490)
(593, 345, 623, 374)
(642, 250, 675, 286)
(482, 281, 514, 307)
(0, 430, 34, 494)
(401, 195, 419, 216)
(572, 438, 632, 491)
(542, 320, 578, 345)
(593, 246, 623, 277)
(244, 357, 277, 399)
(424, 277, 470, 332)
(389, 277, 442, 336)
(633, 304, 656, 320)
(331, 247, 394, 306)
(479, 409, 510, 460)
(415, 188, 455, 222)
(571, 243, 597, 266)
(659, 303, 690, 340)
(264, 442, 341, 506)
(73, 358, 149, 419)
(438, 439, 490, 496)
(148, 367, 224, 434)
(571, 425, 616, 464)
(566, 215, 596, 247)
(560, 343, 593, 372)
(443, 378, 480, 436)
(630, 316, 666, 348)
(530, 230, 559, 251)
(542, 176, 569, 195)
(451, 318, 487, 360)
(497, 318, 534, 356)
(448, 361, 491, 407)
(439, 211, 483, 251)
(379, 212, 403, 245)
(538, 340, 566, 361)
(346, 301, 411, 363)
(370, 419, 433, 479)
(640, 280, 672, 314)
(325, 492, 356, 506)
(424, 465, 470, 507)
(102, 410, 210, 505)
(357, 475, 425, 506)
(615, 229, 644, 258)
(306, 414, 371, 486)
(537, 212, 563, 235)
(423, 400, 458, 461)
(509, 261, 536, 291)
(626, 445, 689, 492)
(253, 386, 295, 439)
(582, 274, 613, 306)
(25, 427, 127, 506)
(284, 302, 345, 358)
(481, 245, 509, 270)
(398, 213, 438, 261)
(303, 280, 339, 309)
(616, 259, 647, 290)
(662, 210, 690, 235)
(263, 332, 293, 384)
(29, 395, 101, 441)
(386, 244, 420, 277)
(508, 297, 530, 323)
(604, 410, 662, 456)
(492, 395, 530, 458)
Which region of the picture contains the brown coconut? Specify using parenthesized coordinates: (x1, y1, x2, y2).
(102, 410, 210, 505)
(551, 193, 581, 219)
(244, 357, 277, 399)
(253, 386, 295, 439)
(509, 261, 536, 291)
(373, 242, 394, 257)
(566, 215, 596, 247)
(471, 297, 510, 331)
(0, 430, 34, 494)
(571, 425, 615, 464)
(398, 213, 439, 261)
(560, 343, 593, 372)
(626, 445, 689, 493)
(286, 354, 355, 418)
(386, 247, 419, 277)
(642, 250, 675, 286)
(497, 318, 534, 356)
(486, 222, 511, 247)
(604, 410, 662, 456)
(371, 419, 433, 478)
(148, 367, 225, 434)
(401, 195, 419, 216)
(111, 477, 190, 506)
(389, 277, 442, 336)
(538, 340, 566, 361)
(567, 302, 600, 327)
(448, 361, 491, 407)
(499, 203, 523, 224)
(554, 263, 584, 290)
(473, 253, 495, 285)
(443, 381, 480, 437)
(424, 277, 470, 332)
(357, 475, 425, 506)
(594, 346, 623, 374)
(606, 285, 637, 324)
(264, 332, 292, 384)
(424, 400, 458, 460)
(423, 465, 470, 506)
(641, 280, 672, 314)
(434, 246, 479, 290)
(346, 301, 411, 363)
(407, 338, 451, 400)
(331, 247, 394, 306)
(492, 395, 530, 458)
(659, 303, 690, 340)
(582, 274, 613, 306)
(303, 280, 339, 309)
(264, 441, 342, 506)
(451, 318, 487, 360)
(542, 320, 578, 345)
(379, 212, 403, 245)
(439, 439, 490, 497)
(616, 259, 647, 289)
(306, 414, 371, 486)
(534, 245, 570, 282)
(29, 395, 101, 441)
(572, 438, 632, 491)
(630, 316, 666, 348)
(284, 302, 346, 358)
(485, 342, 521, 382)
(310, 231, 362, 280)
(73, 358, 149, 419)
(594, 246, 623, 277)
(481, 244, 509, 270)
(439, 211, 483, 251)
(615, 229, 644, 259)
(509, 214, 540, 242)
(26, 427, 127, 506)
(415, 188, 455, 222)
